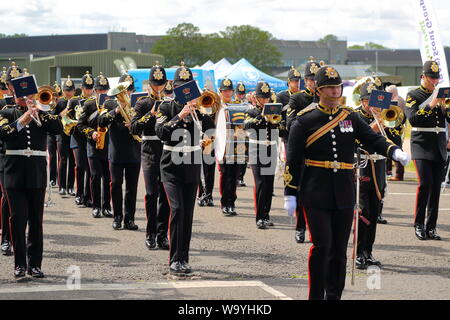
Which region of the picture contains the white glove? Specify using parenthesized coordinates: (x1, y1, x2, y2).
(284, 196, 297, 217)
(393, 149, 410, 167)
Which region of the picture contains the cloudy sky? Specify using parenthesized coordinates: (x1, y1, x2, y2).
(2, 0, 450, 49)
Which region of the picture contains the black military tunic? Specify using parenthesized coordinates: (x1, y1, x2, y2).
(78, 98, 111, 212)
(0, 105, 62, 269)
(98, 99, 141, 225)
(244, 105, 281, 224)
(286, 88, 318, 131)
(155, 99, 215, 266)
(285, 104, 398, 300)
(0, 104, 11, 250)
(405, 85, 450, 231)
(131, 95, 170, 238)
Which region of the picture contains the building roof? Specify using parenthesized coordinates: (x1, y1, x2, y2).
(347, 49, 423, 66)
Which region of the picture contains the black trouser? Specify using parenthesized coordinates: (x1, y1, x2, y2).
(6, 188, 46, 269)
(238, 163, 247, 181)
(305, 207, 354, 300)
(358, 182, 381, 256)
(295, 195, 307, 231)
(163, 180, 198, 265)
(413, 160, 445, 230)
(73, 147, 91, 203)
(198, 155, 215, 198)
(0, 171, 11, 244)
(218, 163, 240, 208)
(57, 135, 75, 190)
(88, 157, 111, 210)
(110, 162, 140, 223)
(47, 135, 58, 183)
(250, 165, 274, 222)
(386, 159, 405, 179)
(143, 165, 170, 237)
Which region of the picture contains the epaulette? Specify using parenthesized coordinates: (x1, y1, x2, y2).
(297, 104, 317, 117)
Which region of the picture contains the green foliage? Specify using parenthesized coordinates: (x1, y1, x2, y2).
(0, 33, 28, 38)
(151, 23, 282, 72)
(349, 42, 389, 50)
(348, 44, 364, 50)
(318, 34, 339, 43)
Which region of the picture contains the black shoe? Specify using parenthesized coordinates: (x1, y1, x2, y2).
(206, 196, 214, 207)
(237, 179, 246, 187)
(91, 208, 102, 219)
(356, 255, 367, 270)
(124, 221, 139, 231)
(256, 219, 267, 230)
(377, 215, 388, 224)
(1, 241, 12, 256)
(180, 261, 192, 274)
(169, 261, 184, 275)
(415, 225, 427, 240)
(67, 188, 76, 196)
(27, 267, 45, 278)
(112, 221, 122, 230)
(197, 197, 206, 207)
(85, 200, 93, 208)
(264, 219, 274, 227)
(295, 230, 305, 243)
(229, 207, 237, 216)
(59, 188, 67, 196)
(75, 197, 83, 206)
(50, 180, 57, 188)
(102, 208, 113, 218)
(222, 207, 231, 216)
(365, 253, 382, 267)
(14, 266, 26, 278)
(145, 234, 157, 250)
(156, 234, 170, 250)
(427, 229, 442, 240)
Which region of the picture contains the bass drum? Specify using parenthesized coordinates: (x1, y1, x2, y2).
(215, 104, 249, 164)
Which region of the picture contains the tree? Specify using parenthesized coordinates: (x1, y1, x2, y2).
(318, 34, 339, 43)
(220, 25, 282, 72)
(348, 44, 364, 50)
(348, 42, 388, 50)
(0, 33, 27, 38)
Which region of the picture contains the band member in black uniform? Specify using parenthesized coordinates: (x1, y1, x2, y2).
(235, 82, 248, 187)
(98, 74, 141, 230)
(283, 65, 409, 300)
(78, 73, 112, 219)
(0, 66, 63, 277)
(277, 66, 301, 108)
(47, 90, 58, 188)
(70, 71, 94, 207)
(131, 66, 170, 249)
(0, 67, 12, 256)
(218, 78, 240, 216)
(53, 76, 76, 196)
(405, 60, 449, 241)
(164, 80, 174, 98)
(155, 63, 215, 275)
(245, 81, 283, 229)
(285, 59, 320, 244)
(355, 81, 388, 269)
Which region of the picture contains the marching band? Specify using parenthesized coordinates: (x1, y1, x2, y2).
(0, 58, 448, 300)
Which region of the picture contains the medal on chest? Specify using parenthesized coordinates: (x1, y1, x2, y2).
(339, 120, 353, 133)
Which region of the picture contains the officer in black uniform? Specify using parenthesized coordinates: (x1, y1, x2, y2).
(355, 81, 388, 269)
(53, 76, 76, 196)
(70, 71, 94, 208)
(131, 66, 170, 249)
(98, 74, 141, 230)
(245, 81, 283, 229)
(405, 60, 449, 241)
(235, 81, 248, 187)
(277, 66, 302, 108)
(0, 66, 12, 256)
(285, 59, 321, 244)
(155, 63, 215, 275)
(78, 73, 112, 219)
(283, 65, 409, 300)
(47, 87, 58, 188)
(0, 66, 63, 278)
(218, 78, 240, 216)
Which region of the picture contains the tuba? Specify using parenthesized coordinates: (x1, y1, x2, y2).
(351, 76, 378, 106)
(108, 81, 142, 143)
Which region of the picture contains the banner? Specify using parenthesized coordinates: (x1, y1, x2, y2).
(416, 0, 450, 87)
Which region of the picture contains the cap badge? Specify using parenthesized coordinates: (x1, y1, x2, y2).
(223, 78, 231, 87)
(366, 83, 376, 94)
(153, 68, 164, 81)
(238, 83, 245, 92)
(310, 63, 320, 75)
(431, 62, 439, 73)
(179, 67, 190, 80)
(325, 67, 338, 79)
(261, 82, 270, 93)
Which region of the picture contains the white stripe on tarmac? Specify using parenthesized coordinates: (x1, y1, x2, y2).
(0, 280, 293, 300)
(388, 193, 450, 196)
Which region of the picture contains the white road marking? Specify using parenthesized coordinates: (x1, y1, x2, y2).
(0, 280, 293, 300)
(388, 193, 450, 196)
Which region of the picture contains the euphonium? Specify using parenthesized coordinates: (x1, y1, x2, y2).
(381, 105, 404, 128)
(108, 81, 142, 143)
